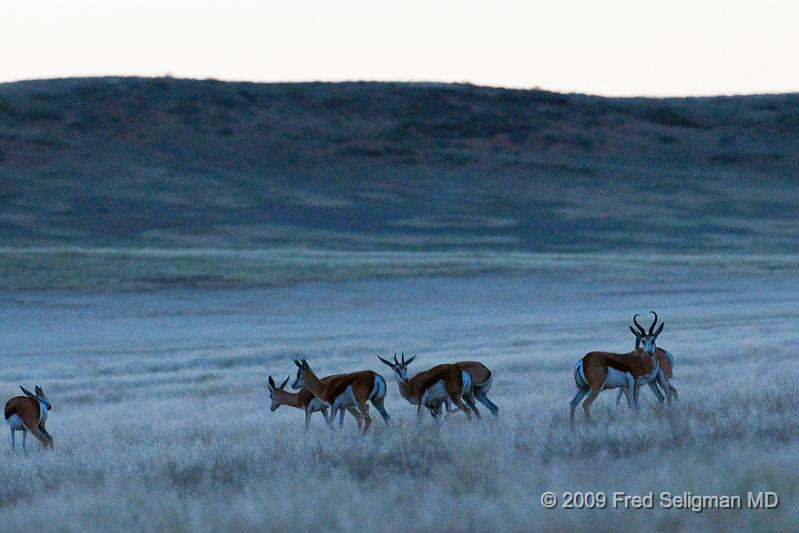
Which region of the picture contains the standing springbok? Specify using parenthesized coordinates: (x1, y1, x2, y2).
(291, 359, 389, 434)
(615, 313, 678, 406)
(383, 355, 498, 418)
(267, 375, 364, 431)
(5, 386, 54, 451)
(570, 313, 665, 423)
(376, 353, 477, 421)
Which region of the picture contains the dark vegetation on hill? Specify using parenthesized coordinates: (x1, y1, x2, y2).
(0, 77, 797, 252)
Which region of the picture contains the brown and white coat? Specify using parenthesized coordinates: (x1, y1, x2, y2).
(5, 385, 53, 451)
(267, 375, 364, 431)
(615, 317, 678, 406)
(377, 353, 478, 421)
(570, 313, 667, 423)
(291, 359, 390, 434)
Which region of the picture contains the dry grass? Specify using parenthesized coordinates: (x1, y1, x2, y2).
(1, 264, 798, 532)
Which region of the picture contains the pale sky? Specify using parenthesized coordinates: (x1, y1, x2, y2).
(2, 0, 798, 96)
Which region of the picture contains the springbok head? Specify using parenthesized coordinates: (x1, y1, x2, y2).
(629, 312, 665, 356)
(267, 375, 291, 412)
(376, 352, 416, 382)
(291, 359, 310, 390)
(21, 385, 51, 411)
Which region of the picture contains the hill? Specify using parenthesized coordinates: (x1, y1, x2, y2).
(1, 77, 797, 252)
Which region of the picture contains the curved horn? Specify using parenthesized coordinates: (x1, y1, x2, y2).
(377, 355, 394, 367)
(633, 314, 646, 336)
(648, 311, 658, 335)
(401, 352, 406, 364)
(393, 352, 399, 365)
(280, 375, 290, 389)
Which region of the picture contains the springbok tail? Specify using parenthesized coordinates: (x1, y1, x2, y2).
(574, 360, 589, 390)
(461, 369, 473, 396)
(372, 374, 387, 401)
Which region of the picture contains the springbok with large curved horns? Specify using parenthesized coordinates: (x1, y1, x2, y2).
(376, 353, 478, 421)
(5, 385, 54, 451)
(267, 375, 364, 431)
(291, 359, 389, 434)
(569, 313, 664, 423)
(615, 313, 678, 406)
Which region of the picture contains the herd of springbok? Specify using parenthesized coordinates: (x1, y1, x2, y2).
(263, 311, 673, 434)
(6, 312, 676, 448)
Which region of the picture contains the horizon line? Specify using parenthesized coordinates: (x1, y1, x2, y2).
(2, 74, 798, 100)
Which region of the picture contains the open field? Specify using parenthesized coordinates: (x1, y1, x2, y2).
(2, 77, 797, 532)
(2, 258, 798, 531)
(2, 247, 799, 291)
(2, 78, 798, 530)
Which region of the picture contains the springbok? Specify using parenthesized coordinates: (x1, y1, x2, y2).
(376, 353, 477, 421)
(5, 386, 54, 451)
(570, 313, 665, 423)
(291, 359, 389, 434)
(384, 356, 498, 418)
(615, 313, 678, 406)
(444, 361, 499, 417)
(267, 375, 363, 431)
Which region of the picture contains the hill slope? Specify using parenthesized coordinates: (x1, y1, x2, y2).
(1, 77, 797, 252)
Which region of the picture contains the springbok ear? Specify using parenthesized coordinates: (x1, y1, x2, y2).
(376, 355, 394, 367)
(20, 386, 35, 398)
(280, 375, 290, 389)
(293, 359, 302, 368)
(268, 376, 276, 389)
(405, 354, 416, 365)
(655, 322, 665, 337)
(628, 325, 639, 337)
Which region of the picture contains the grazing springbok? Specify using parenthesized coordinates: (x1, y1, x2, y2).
(376, 353, 477, 421)
(291, 359, 389, 434)
(267, 375, 363, 431)
(615, 313, 678, 406)
(570, 313, 665, 423)
(385, 356, 498, 418)
(5, 386, 54, 451)
(445, 361, 499, 417)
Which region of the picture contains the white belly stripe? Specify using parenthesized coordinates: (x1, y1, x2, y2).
(604, 367, 632, 389)
(426, 380, 449, 402)
(335, 385, 357, 408)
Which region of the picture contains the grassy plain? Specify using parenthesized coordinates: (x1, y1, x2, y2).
(1, 257, 797, 531)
